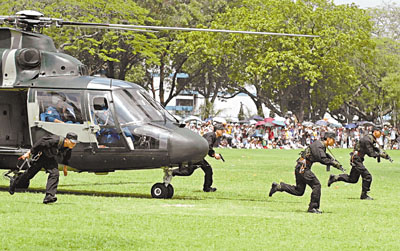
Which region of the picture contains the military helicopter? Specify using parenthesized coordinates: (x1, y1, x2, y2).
(0, 10, 317, 199)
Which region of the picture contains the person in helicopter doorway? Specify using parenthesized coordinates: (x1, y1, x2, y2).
(327, 126, 392, 200)
(172, 124, 225, 192)
(9, 132, 78, 204)
(42, 94, 81, 124)
(268, 132, 344, 214)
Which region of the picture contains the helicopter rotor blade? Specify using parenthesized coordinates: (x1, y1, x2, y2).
(58, 21, 319, 37)
(1, 13, 319, 37)
(116, 25, 319, 37)
(61, 25, 158, 33)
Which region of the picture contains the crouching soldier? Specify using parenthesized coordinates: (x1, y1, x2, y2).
(269, 132, 343, 213)
(328, 126, 391, 200)
(9, 132, 78, 204)
(172, 124, 225, 192)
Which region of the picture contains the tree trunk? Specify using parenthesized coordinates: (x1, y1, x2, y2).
(255, 100, 263, 117)
(107, 61, 115, 79)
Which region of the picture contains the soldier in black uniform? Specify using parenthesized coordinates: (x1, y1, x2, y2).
(9, 132, 78, 204)
(268, 132, 343, 213)
(327, 127, 391, 200)
(172, 124, 225, 192)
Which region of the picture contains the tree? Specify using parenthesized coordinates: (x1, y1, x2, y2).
(204, 0, 374, 122)
(238, 102, 245, 121)
(331, 2, 400, 124)
(136, 0, 234, 107)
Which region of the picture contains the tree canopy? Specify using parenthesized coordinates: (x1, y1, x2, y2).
(0, 0, 398, 125)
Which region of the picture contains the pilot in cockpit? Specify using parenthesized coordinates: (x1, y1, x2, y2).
(92, 99, 121, 145)
(93, 99, 135, 147)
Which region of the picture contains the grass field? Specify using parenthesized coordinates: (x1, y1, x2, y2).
(1, 148, 400, 250)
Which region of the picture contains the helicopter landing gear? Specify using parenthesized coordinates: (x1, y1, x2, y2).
(151, 183, 174, 199)
(150, 167, 174, 199)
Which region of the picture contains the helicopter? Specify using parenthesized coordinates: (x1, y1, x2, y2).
(0, 10, 317, 199)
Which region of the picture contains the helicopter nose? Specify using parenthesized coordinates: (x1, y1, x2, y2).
(168, 128, 208, 164)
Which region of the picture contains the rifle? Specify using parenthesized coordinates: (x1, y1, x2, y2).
(327, 147, 346, 173)
(378, 149, 393, 163)
(219, 153, 225, 162)
(374, 141, 393, 163)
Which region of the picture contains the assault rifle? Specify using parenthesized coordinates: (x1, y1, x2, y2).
(327, 148, 346, 173)
(377, 149, 393, 163)
(374, 142, 393, 163)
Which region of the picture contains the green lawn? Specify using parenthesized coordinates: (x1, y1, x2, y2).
(1, 148, 400, 250)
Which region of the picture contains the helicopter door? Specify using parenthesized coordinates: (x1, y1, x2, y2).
(28, 89, 99, 144)
(0, 90, 30, 147)
(88, 92, 125, 149)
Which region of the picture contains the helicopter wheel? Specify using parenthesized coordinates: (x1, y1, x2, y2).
(151, 183, 168, 199)
(166, 184, 174, 199)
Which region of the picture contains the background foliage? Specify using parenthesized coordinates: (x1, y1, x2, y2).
(0, 0, 399, 124)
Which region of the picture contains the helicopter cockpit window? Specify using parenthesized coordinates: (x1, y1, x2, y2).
(113, 89, 174, 150)
(138, 90, 177, 123)
(113, 90, 152, 124)
(92, 97, 115, 126)
(113, 89, 175, 124)
(38, 90, 83, 124)
(93, 97, 109, 111)
(89, 93, 124, 148)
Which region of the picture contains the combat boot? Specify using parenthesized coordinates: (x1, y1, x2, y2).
(360, 192, 373, 200)
(203, 187, 217, 192)
(307, 208, 322, 214)
(43, 194, 58, 204)
(327, 174, 337, 187)
(269, 182, 280, 197)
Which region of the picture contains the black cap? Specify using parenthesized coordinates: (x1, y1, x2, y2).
(324, 132, 336, 140)
(372, 126, 382, 132)
(66, 132, 78, 143)
(214, 124, 225, 132)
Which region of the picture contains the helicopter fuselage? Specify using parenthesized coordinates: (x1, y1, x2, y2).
(0, 27, 208, 174)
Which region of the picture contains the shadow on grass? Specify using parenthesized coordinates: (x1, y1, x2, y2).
(58, 181, 149, 187)
(0, 185, 204, 201)
(347, 197, 376, 200)
(293, 209, 333, 214)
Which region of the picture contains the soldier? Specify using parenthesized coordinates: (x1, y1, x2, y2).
(269, 132, 343, 213)
(9, 132, 78, 204)
(172, 124, 225, 192)
(327, 126, 391, 200)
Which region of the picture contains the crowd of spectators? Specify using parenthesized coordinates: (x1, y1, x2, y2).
(186, 119, 400, 150)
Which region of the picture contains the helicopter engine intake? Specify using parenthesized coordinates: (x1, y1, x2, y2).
(16, 48, 40, 68)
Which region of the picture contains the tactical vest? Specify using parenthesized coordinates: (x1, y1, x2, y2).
(42, 136, 64, 158)
(353, 140, 361, 152)
(300, 146, 312, 160)
(354, 135, 376, 156)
